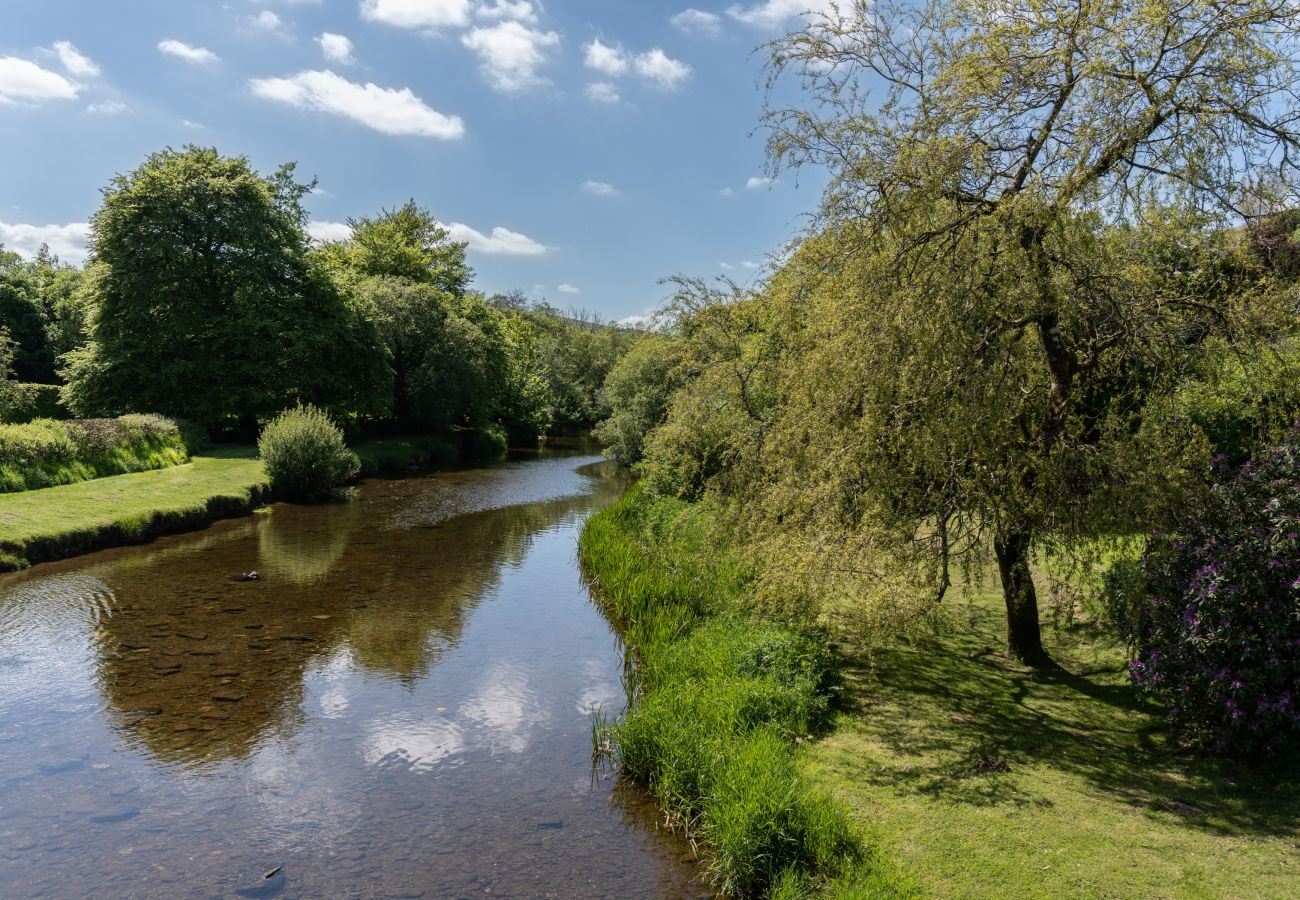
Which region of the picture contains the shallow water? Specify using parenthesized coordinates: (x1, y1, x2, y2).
(0, 449, 707, 898)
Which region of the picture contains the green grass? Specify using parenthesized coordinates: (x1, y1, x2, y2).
(803, 587, 1300, 899)
(0, 445, 267, 569)
(580, 486, 915, 898)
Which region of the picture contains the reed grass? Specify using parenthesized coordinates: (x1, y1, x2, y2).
(579, 485, 914, 898)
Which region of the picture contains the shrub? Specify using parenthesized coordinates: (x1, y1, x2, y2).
(0, 414, 186, 493)
(258, 404, 359, 501)
(1128, 427, 1300, 756)
(2, 383, 69, 423)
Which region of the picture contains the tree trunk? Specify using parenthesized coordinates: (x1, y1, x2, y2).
(994, 529, 1050, 666)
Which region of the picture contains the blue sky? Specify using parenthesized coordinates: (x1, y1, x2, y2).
(0, 0, 831, 322)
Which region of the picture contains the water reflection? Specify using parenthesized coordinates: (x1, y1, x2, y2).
(0, 452, 708, 898)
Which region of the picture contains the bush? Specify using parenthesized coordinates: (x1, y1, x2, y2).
(258, 404, 359, 501)
(1128, 427, 1300, 756)
(0, 414, 187, 493)
(2, 383, 69, 423)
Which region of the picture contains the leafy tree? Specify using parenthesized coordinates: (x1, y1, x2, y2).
(0, 248, 56, 382)
(60, 146, 385, 427)
(595, 332, 687, 465)
(753, 0, 1300, 663)
(315, 200, 471, 295)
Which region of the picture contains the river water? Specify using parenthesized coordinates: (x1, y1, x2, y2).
(0, 448, 707, 898)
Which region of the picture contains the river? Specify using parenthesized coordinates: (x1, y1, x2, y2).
(0, 447, 707, 898)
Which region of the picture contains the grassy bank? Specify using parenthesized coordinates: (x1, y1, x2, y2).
(579, 486, 913, 898)
(0, 446, 267, 571)
(804, 588, 1300, 898)
(0, 414, 188, 493)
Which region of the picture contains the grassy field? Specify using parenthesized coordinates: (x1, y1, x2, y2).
(804, 587, 1300, 899)
(0, 446, 267, 569)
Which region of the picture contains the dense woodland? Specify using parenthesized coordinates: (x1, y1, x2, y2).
(0, 146, 635, 446)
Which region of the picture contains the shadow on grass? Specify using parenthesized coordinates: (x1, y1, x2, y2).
(831, 595, 1300, 838)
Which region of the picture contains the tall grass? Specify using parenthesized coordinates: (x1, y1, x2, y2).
(579, 485, 913, 898)
(0, 414, 188, 493)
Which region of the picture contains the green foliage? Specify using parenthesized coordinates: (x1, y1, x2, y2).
(61, 146, 387, 427)
(1151, 339, 1300, 466)
(0, 414, 188, 493)
(313, 200, 472, 294)
(580, 487, 907, 897)
(257, 404, 359, 501)
(3, 382, 69, 423)
(593, 332, 686, 465)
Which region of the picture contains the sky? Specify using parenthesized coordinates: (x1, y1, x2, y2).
(0, 0, 833, 323)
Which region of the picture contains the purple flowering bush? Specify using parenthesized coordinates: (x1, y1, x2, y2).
(1128, 428, 1300, 756)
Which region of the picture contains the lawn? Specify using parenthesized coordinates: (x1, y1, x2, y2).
(805, 587, 1300, 899)
(0, 446, 266, 567)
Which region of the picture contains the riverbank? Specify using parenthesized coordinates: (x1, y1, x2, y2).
(804, 587, 1300, 899)
(0, 434, 492, 572)
(0, 445, 268, 571)
(578, 486, 914, 898)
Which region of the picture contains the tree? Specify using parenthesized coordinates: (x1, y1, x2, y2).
(61, 146, 385, 427)
(760, 0, 1300, 663)
(314, 200, 471, 295)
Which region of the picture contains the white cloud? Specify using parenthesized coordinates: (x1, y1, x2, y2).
(50, 41, 99, 78)
(718, 187, 737, 197)
(670, 9, 723, 35)
(461, 21, 559, 93)
(719, 261, 736, 270)
(727, 0, 836, 29)
(249, 10, 291, 36)
(249, 69, 465, 138)
(0, 57, 80, 104)
(741, 260, 760, 269)
(475, 0, 537, 23)
(558, 283, 580, 294)
(87, 99, 126, 114)
(307, 220, 353, 243)
(0, 220, 90, 263)
(444, 222, 547, 255)
(158, 40, 220, 65)
(584, 81, 619, 105)
(581, 180, 619, 197)
(616, 311, 654, 329)
(360, 0, 472, 30)
(632, 49, 691, 90)
(583, 39, 627, 76)
(746, 176, 773, 190)
(317, 32, 356, 64)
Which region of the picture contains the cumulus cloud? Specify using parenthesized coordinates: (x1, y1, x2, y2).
(444, 222, 546, 255)
(87, 99, 126, 114)
(0, 57, 81, 104)
(461, 20, 559, 92)
(583, 39, 627, 77)
(248, 10, 292, 37)
(558, 283, 579, 294)
(746, 175, 773, 190)
(249, 69, 465, 138)
(670, 9, 724, 35)
(360, 0, 472, 30)
(317, 32, 356, 64)
(633, 49, 692, 90)
(0, 220, 91, 263)
(307, 220, 353, 243)
(727, 0, 836, 29)
(158, 40, 220, 64)
(584, 81, 620, 105)
(50, 41, 99, 78)
(582, 180, 619, 197)
(583, 41, 691, 91)
(476, 0, 537, 23)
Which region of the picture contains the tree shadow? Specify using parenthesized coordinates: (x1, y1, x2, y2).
(831, 597, 1300, 838)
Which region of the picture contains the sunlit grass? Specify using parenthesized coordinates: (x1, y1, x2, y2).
(803, 587, 1300, 898)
